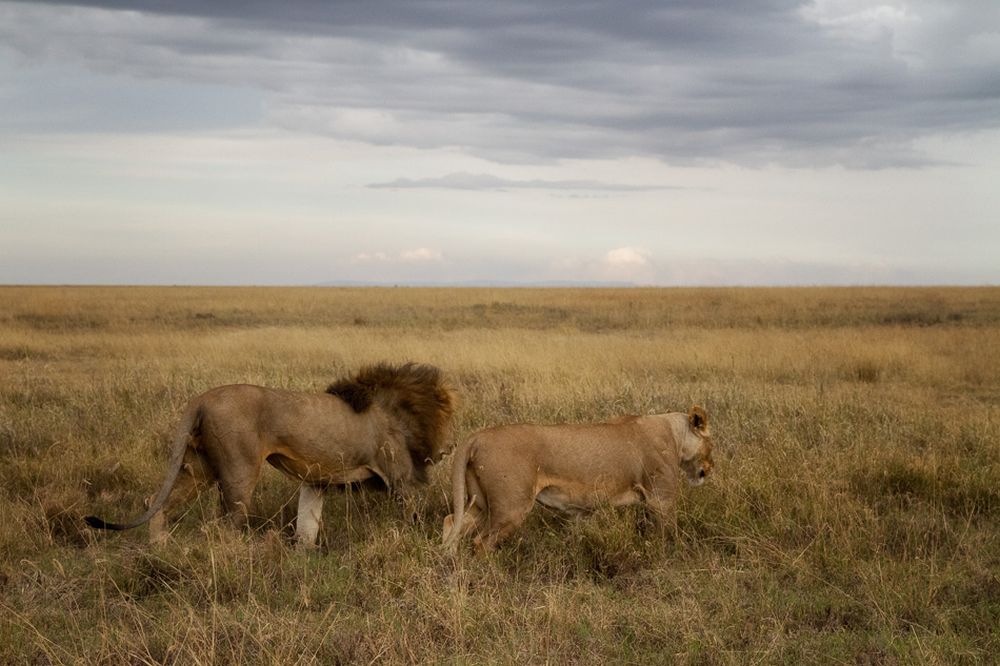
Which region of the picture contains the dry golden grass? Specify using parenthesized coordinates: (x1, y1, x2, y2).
(1, 286, 998, 664)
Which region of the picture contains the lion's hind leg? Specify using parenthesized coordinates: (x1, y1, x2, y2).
(218, 477, 257, 531)
(149, 447, 214, 544)
(215, 453, 264, 532)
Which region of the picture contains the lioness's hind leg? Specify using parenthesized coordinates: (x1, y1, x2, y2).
(475, 517, 521, 553)
(443, 469, 488, 550)
(471, 471, 534, 552)
(464, 502, 485, 536)
(452, 471, 488, 546)
(443, 501, 484, 547)
(476, 504, 531, 553)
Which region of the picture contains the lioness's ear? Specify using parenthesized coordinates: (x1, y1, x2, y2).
(688, 405, 709, 435)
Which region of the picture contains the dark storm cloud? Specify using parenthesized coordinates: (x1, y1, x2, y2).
(6, 0, 1000, 167)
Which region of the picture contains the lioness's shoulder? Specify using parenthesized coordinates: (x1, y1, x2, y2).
(606, 414, 641, 425)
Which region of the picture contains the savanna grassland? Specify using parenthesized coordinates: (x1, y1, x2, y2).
(1, 286, 998, 664)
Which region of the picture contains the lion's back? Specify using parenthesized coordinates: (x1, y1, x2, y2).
(193, 384, 359, 438)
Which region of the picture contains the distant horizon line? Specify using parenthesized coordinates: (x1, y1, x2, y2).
(1, 281, 997, 289)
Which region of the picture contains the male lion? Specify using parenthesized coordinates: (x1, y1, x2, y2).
(85, 362, 456, 547)
(441, 406, 713, 552)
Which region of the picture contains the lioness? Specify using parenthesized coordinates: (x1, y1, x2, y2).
(86, 362, 456, 547)
(442, 406, 713, 552)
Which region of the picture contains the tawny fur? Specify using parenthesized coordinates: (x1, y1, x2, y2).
(85, 362, 456, 546)
(441, 406, 713, 553)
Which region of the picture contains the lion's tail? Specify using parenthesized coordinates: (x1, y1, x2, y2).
(441, 433, 476, 551)
(84, 404, 201, 531)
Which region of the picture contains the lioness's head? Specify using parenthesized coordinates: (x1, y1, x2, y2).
(679, 405, 714, 486)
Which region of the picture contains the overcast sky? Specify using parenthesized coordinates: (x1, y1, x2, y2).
(1, 0, 998, 286)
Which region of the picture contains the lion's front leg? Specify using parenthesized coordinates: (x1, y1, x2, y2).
(373, 431, 424, 522)
(295, 483, 325, 548)
(392, 481, 423, 524)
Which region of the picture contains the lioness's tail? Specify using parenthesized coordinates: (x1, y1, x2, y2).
(441, 433, 477, 550)
(84, 404, 201, 532)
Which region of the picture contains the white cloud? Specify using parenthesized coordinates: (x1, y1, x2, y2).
(400, 247, 443, 261)
(604, 246, 649, 267)
(353, 251, 390, 262)
(353, 248, 443, 263)
(585, 246, 655, 284)
(800, 1, 917, 39)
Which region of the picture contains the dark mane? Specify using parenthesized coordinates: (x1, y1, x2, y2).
(326, 376, 375, 413)
(327, 362, 456, 471)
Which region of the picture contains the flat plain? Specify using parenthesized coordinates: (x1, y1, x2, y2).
(1, 286, 998, 664)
